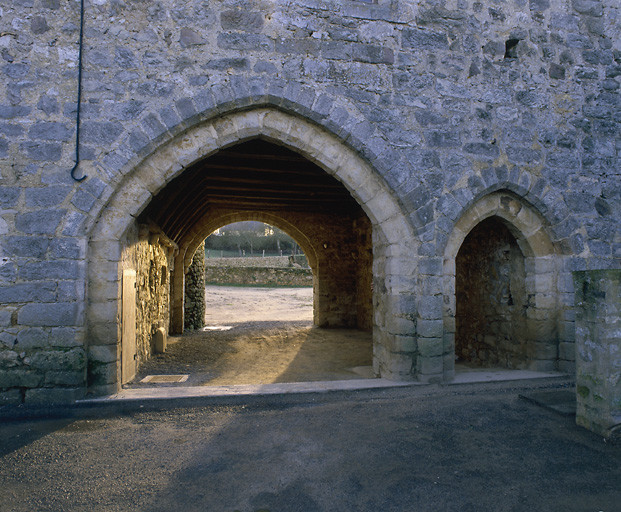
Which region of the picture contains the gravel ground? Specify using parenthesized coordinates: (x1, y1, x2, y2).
(1, 381, 619, 512)
(131, 286, 373, 387)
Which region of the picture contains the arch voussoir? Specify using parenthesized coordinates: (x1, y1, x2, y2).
(86, 106, 416, 394)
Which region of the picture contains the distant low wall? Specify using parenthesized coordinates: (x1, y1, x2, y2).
(205, 255, 308, 268)
(205, 266, 313, 287)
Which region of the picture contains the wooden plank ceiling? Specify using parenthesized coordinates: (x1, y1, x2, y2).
(139, 139, 362, 243)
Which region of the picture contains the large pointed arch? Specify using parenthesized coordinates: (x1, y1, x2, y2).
(86, 107, 417, 394)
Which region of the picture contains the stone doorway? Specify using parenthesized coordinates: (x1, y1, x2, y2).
(455, 217, 528, 368)
(442, 191, 564, 381)
(87, 108, 415, 395)
(123, 139, 374, 386)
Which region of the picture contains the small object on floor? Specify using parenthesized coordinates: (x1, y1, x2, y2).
(141, 375, 189, 383)
(153, 327, 167, 353)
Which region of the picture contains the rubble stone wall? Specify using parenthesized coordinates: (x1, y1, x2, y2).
(184, 241, 205, 331)
(121, 225, 173, 368)
(456, 217, 529, 368)
(0, 0, 618, 408)
(574, 269, 621, 438)
(205, 266, 313, 287)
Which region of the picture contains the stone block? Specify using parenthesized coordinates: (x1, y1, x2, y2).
(18, 302, 81, 327)
(88, 322, 119, 346)
(0, 309, 12, 328)
(390, 335, 416, 353)
(217, 33, 273, 52)
(49, 327, 82, 348)
(15, 209, 65, 235)
(49, 237, 86, 259)
(88, 361, 118, 386)
(417, 319, 443, 338)
(0, 282, 57, 303)
(19, 260, 81, 281)
(425, 130, 461, 148)
(16, 328, 49, 349)
(153, 327, 167, 354)
(28, 122, 72, 141)
(29, 348, 85, 372)
(402, 27, 448, 50)
(558, 360, 575, 375)
(44, 371, 85, 386)
(0, 369, 43, 388)
(417, 355, 443, 376)
(176, 98, 197, 121)
(25, 387, 84, 405)
(0, 187, 21, 208)
(221, 10, 264, 32)
(558, 342, 576, 361)
(382, 352, 414, 378)
(418, 295, 443, 320)
(386, 315, 415, 336)
(528, 359, 557, 372)
(533, 342, 559, 360)
(89, 344, 118, 364)
(0, 104, 31, 119)
(418, 258, 442, 276)
(81, 122, 124, 145)
(417, 337, 444, 358)
(0, 389, 22, 405)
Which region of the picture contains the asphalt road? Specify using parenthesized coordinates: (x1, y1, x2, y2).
(1, 381, 619, 512)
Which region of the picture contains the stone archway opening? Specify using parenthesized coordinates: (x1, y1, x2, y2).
(119, 139, 374, 387)
(455, 217, 528, 368)
(443, 191, 562, 380)
(87, 107, 416, 396)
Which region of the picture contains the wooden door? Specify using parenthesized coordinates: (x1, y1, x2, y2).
(121, 269, 137, 384)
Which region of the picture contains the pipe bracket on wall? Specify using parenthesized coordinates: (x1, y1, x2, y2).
(71, 0, 87, 182)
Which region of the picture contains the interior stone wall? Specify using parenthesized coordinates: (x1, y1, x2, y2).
(121, 224, 174, 368)
(455, 217, 528, 368)
(184, 241, 205, 331)
(179, 208, 374, 332)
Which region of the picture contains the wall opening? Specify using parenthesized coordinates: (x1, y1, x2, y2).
(124, 139, 374, 386)
(87, 107, 416, 395)
(443, 191, 563, 380)
(455, 217, 528, 368)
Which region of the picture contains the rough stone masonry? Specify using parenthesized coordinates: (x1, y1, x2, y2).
(0, 0, 618, 435)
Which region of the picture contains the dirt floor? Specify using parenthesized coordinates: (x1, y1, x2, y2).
(131, 286, 373, 387)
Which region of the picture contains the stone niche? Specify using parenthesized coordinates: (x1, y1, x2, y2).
(455, 217, 528, 368)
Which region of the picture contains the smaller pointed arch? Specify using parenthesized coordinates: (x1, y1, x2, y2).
(442, 190, 563, 379)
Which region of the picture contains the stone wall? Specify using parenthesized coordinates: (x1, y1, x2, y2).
(205, 266, 313, 287)
(0, 0, 618, 409)
(456, 217, 528, 368)
(574, 269, 621, 438)
(184, 241, 205, 331)
(121, 224, 173, 369)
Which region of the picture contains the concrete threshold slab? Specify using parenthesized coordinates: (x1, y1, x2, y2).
(452, 368, 565, 385)
(81, 369, 567, 404)
(83, 378, 417, 402)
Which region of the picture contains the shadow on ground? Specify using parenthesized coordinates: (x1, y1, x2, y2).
(1, 383, 619, 512)
(131, 320, 373, 388)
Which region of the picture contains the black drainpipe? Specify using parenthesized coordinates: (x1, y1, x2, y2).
(70, 0, 86, 182)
